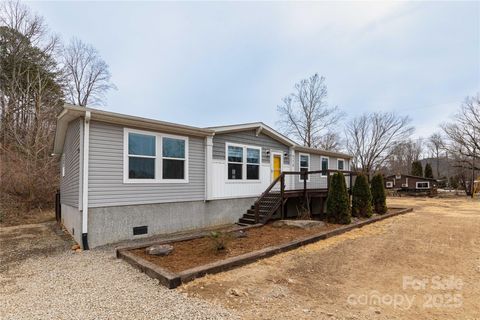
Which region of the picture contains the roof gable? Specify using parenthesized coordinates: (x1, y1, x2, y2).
(207, 122, 297, 147)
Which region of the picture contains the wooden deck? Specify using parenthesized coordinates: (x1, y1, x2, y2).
(238, 170, 358, 225)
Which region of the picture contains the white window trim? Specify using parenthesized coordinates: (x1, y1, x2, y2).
(386, 181, 393, 188)
(225, 142, 262, 182)
(337, 158, 345, 171)
(123, 128, 189, 184)
(416, 181, 430, 189)
(298, 153, 310, 182)
(61, 154, 66, 177)
(321, 156, 329, 177)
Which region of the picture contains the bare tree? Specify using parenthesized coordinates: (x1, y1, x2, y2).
(277, 74, 344, 149)
(442, 94, 479, 196)
(345, 112, 414, 176)
(385, 139, 423, 175)
(427, 132, 445, 178)
(62, 37, 115, 106)
(0, 0, 63, 214)
(316, 131, 343, 152)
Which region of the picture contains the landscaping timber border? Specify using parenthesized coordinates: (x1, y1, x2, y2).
(116, 207, 413, 289)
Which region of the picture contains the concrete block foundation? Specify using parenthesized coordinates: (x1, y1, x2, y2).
(87, 197, 255, 248)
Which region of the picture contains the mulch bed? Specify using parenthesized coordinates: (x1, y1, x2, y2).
(130, 223, 340, 273)
(119, 208, 412, 288)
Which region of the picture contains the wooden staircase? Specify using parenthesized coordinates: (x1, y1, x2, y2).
(237, 169, 357, 225)
(238, 174, 285, 225)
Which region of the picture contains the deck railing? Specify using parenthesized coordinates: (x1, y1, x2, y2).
(253, 170, 358, 223)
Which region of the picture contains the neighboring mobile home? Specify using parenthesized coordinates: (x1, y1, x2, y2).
(384, 174, 438, 192)
(53, 105, 352, 248)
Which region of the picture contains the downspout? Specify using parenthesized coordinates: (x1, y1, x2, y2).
(205, 135, 213, 201)
(81, 111, 91, 250)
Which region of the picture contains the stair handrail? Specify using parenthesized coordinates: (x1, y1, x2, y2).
(254, 173, 284, 223)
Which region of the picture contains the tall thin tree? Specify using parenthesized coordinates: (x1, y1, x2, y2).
(277, 74, 344, 150)
(62, 37, 115, 106)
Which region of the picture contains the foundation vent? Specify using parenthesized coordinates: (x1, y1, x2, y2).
(133, 226, 148, 235)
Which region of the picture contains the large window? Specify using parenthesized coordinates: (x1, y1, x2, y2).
(321, 157, 329, 176)
(416, 181, 430, 189)
(124, 129, 188, 183)
(227, 144, 261, 181)
(299, 153, 309, 181)
(162, 137, 185, 180)
(128, 132, 156, 179)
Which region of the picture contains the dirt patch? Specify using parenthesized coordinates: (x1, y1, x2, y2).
(0, 222, 74, 273)
(181, 197, 480, 320)
(130, 223, 341, 273)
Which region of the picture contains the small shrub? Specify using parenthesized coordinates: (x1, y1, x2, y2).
(371, 174, 387, 214)
(352, 174, 372, 218)
(326, 172, 351, 224)
(208, 231, 229, 252)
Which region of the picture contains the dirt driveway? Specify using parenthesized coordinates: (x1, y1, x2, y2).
(181, 197, 480, 320)
(0, 221, 73, 273)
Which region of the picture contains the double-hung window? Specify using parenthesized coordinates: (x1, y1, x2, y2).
(128, 132, 156, 179)
(321, 157, 329, 176)
(337, 159, 345, 171)
(162, 137, 186, 180)
(299, 153, 310, 181)
(227, 145, 243, 180)
(246, 148, 260, 180)
(227, 144, 261, 181)
(125, 129, 188, 183)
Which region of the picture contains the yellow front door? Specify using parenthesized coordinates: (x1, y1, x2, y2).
(273, 155, 281, 180)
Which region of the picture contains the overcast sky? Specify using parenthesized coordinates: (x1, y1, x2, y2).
(29, 1, 479, 139)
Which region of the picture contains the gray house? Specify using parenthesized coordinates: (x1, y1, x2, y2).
(53, 104, 352, 248)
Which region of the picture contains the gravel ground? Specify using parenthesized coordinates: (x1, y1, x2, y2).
(0, 226, 238, 320)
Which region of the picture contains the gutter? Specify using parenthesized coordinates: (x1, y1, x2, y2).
(81, 111, 91, 250)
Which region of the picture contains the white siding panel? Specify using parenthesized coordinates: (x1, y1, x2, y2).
(88, 121, 205, 207)
(211, 160, 272, 199)
(60, 118, 81, 208)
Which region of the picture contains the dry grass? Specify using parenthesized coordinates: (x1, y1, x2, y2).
(181, 196, 480, 320)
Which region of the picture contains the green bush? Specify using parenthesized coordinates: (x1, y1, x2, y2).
(371, 174, 387, 214)
(411, 160, 423, 177)
(208, 231, 229, 252)
(326, 172, 351, 224)
(352, 174, 372, 218)
(424, 163, 433, 178)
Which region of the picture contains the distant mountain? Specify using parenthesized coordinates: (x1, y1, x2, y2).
(419, 157, 456, 179)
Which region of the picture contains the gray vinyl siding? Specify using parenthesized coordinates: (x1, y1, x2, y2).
(60, 118, 81, 208)
(88, 121, 205, 208)
(212, 130, 290, 164)
(294, 152, 324, 189)
(293, 153, 350, 189)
